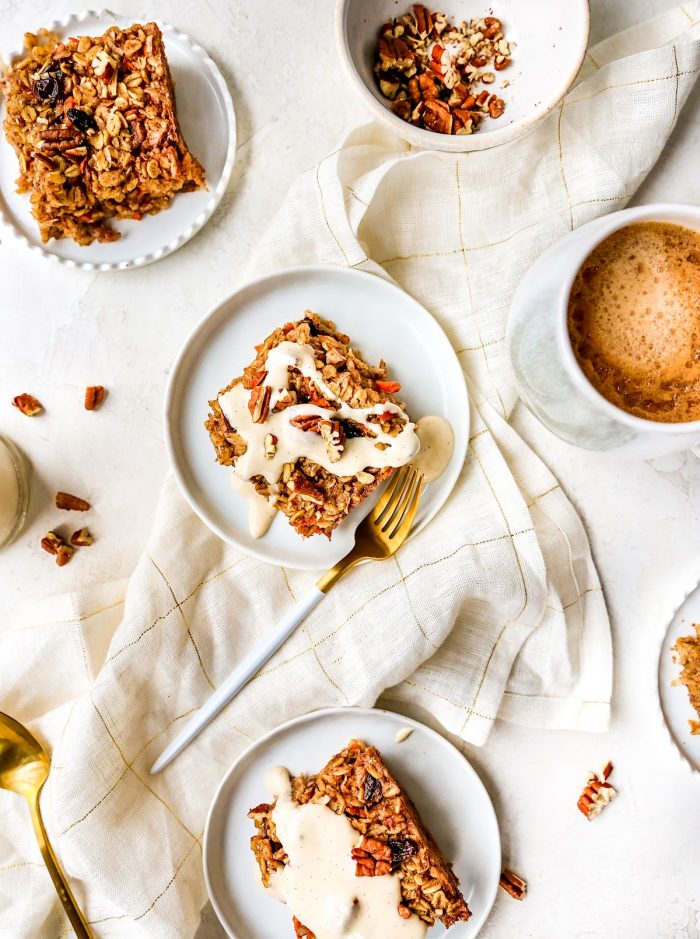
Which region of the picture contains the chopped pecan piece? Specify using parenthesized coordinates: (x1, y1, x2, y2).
(248, 385, 271, 424)
(40, 531, 63, 555)
(319, 419, 345, 463)
(247, 369, 268, 389)
(293, 917, 315, 939)
(499, 868, 527, 900)
(289, 472, 324, 505)
(489, 96, 505, 119)
(374, 7, 511, 135)
(264, 433, 278, 460)
(289, 414, 322, 433)
(56, 544, 76, 567)
(577, 762, 617, 820)
(84, 385, 106, 410)
(56, 491, 91, 511)
(12, 393, 43, 416)
(70, 527, 93, 546)
(422, 98, 452, 134)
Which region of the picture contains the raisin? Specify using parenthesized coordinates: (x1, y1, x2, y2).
(363, 773, 383, 805)
(343, 419, 376, 439)
(33, 70, 64, 104)
(389, 839, 418, 865)
(67, 108, 97, 133)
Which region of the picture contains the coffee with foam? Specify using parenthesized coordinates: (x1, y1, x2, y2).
(567, 221, 700, 423)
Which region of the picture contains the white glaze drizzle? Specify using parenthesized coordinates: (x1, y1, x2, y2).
(218, 341, 420, 486)
(229, 475, 278, 539)
(264, 766, 427, 939)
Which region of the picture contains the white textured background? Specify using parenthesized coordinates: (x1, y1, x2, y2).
(1, 1, 699, 937)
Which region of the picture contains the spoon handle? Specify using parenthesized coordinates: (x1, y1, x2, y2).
(27, 788, 93, 938)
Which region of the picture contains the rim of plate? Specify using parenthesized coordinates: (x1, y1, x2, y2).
(203, 705, 501, 939)
(0, 8, 236, 272)
(164, 263, 469, 570)
(655, 575, 700, 779)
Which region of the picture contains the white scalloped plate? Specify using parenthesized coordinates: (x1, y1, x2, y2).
(0, 9, 235, 270)
(203, 707, 501, 939)
(657, 577, 700, 777)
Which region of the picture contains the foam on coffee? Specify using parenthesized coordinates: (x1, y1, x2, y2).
(567, 220, 700, 423)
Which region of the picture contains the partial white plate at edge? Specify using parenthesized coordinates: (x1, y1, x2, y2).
(165, 264, 470, 571)
(203, 707, 501, 939)
(657, 578, 700, 776)
(0, 9, 236, 271)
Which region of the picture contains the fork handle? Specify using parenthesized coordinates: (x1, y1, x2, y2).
(28, 788, 93, 938)
(150, 585, 326, 774)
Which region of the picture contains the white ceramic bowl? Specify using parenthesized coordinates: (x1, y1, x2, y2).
(336, 0, 590, 152)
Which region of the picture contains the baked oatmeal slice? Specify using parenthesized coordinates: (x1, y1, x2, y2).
(249, 740, 471, 936)
(673, 623, 700, 734)
(205, 312, 418, 539)
(2, 22, 205, 245)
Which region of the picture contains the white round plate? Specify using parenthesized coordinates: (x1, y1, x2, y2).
(204, 707, 501, 939)
(165, 264, 469, 571)
(0, 9, 235, 271)
(658, 579, 700, 776)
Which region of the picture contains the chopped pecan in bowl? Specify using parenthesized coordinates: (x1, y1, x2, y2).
(374, 5, 511, 136)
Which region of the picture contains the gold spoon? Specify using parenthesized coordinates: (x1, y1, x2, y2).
(0, 711, 93, 938)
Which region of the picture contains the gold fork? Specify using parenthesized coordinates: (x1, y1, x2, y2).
(151, 466, 424, 773)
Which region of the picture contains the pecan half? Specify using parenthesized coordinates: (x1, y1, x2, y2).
(413, 4, 434, 36)
(84, 385, 106, 410)
(499, 868, 527, 900)
(12, 393, 43, 416)
(248, 385, 271, 424)
(70, 527, 93, 546)
(577, 762, 617, 820)
(56, 491, 91, 511)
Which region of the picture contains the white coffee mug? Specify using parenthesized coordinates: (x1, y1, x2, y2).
(506, 202, 700, 458)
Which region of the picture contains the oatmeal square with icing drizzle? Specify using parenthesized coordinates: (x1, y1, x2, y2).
(205, 313, 421, 540)
(248, 739, 471, 938)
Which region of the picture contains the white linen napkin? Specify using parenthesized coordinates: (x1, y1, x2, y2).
(2, 5, 700, 936)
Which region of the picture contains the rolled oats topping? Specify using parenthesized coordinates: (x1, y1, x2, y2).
(374, 5, 512, 136)
(2, 22, 205, 245)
